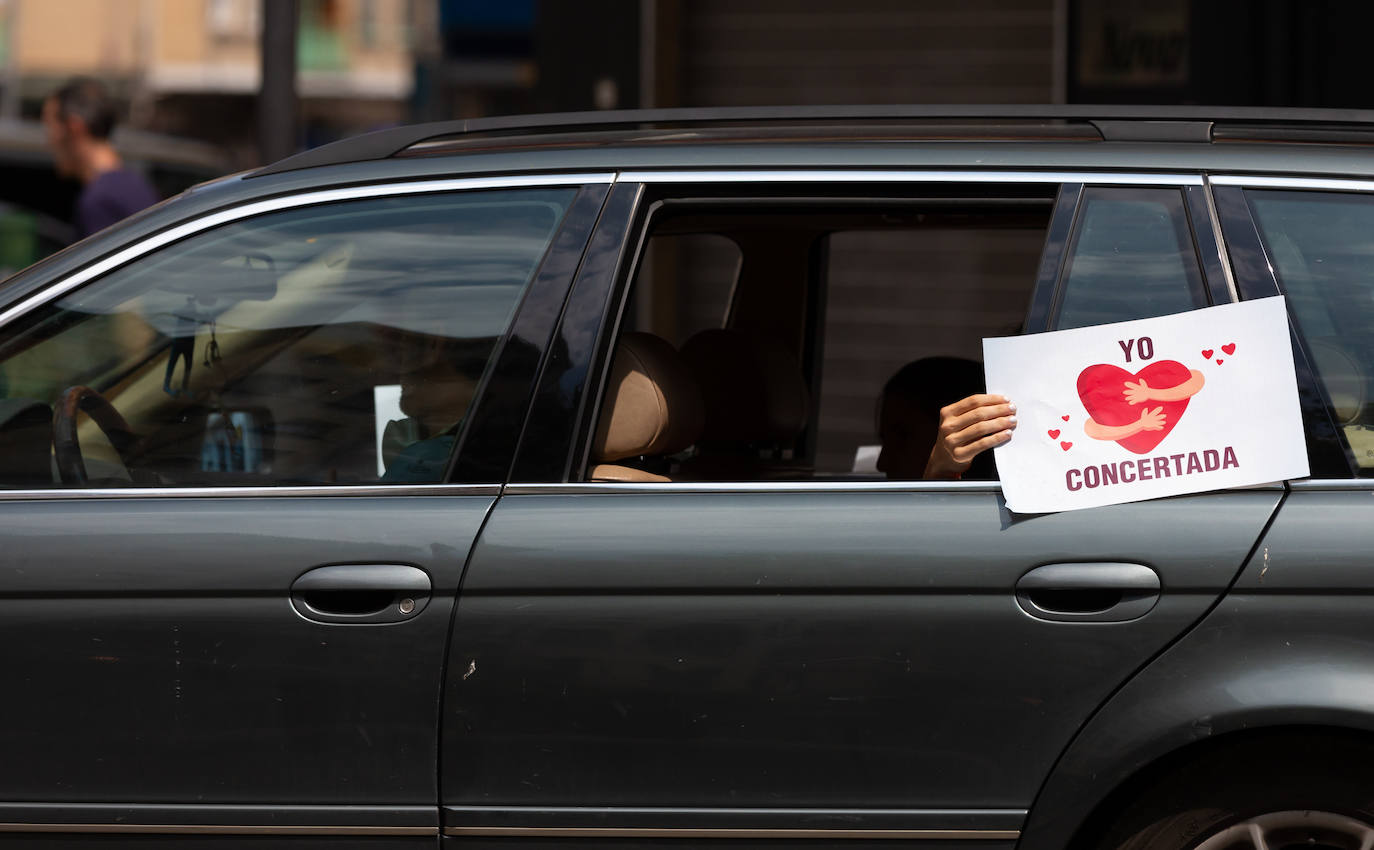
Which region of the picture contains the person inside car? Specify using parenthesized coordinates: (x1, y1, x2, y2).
(380, 332, 490, 483)
(875, 356, 1016, 481)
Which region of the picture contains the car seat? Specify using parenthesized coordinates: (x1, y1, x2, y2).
(589, 332, 703, 482)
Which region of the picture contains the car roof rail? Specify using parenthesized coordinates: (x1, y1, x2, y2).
(250, 104, 1374, 177)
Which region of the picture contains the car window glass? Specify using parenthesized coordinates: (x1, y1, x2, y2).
(1054, 187, 1207, 330)
(0, 188, 574, 488)
(818, 226, 1041, 475)
(592, 193, 1052, 483)
(629, 232, 741, 347)
(1246, 189, 1374, 474)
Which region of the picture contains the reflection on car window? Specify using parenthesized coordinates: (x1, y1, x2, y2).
(1055, 187, 1207, 331)
(0, 188, 574, 488)
(1247, 189, 1374, 474)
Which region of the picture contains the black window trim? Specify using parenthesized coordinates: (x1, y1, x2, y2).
(1023, 182, 1082, 334)
(1188, 182, 1240, 306)
(508, 182, 646, 484)
(447, 182, 611, 484)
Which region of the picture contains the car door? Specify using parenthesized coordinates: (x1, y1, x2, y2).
(1210, 175, 1374, 704)
(0, 176, 605, 845)
(438, 173, 1280, 846)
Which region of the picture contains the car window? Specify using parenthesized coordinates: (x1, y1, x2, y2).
(1246, 189, 1374, 474)
(1054, 187, 1208, 330)
(629, 232, 741, 347)
(818, 225, 1042, 475)
(0, 187, 575, 488)
(589, 191, 1053, 483)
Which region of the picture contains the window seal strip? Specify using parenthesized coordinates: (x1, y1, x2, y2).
(501, 481, 1286, 496)
(618, 170, 1204, 186)
(1210, 175, 1374, 192)
(0, 484, 501, 500)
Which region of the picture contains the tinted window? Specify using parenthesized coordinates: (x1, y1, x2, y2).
(1055, 187, 1207, 330)
(629, 232, 741, 347)
(0, 188, 574, 488)
(818, 225, 1042, 474)
(1247, 189, 1374, 473)
(595, 195, 1051, 483)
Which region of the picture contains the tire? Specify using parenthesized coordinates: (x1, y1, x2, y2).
(1093, 734, 1374, 850)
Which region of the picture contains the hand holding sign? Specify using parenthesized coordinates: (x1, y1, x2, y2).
(983, 297, 1307, 513)
(925, 394, 1017, 480)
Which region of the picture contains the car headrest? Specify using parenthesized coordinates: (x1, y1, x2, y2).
(681, 329, 810, 445)
(592, 332, 703, 463)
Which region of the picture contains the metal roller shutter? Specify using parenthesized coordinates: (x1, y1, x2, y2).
(680, 0, 1055, 106)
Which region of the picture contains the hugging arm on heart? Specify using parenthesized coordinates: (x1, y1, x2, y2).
(1085, 406, 1166, 441)
(1086, 369, 1203, 443)
(1123, 369, 1205, 405)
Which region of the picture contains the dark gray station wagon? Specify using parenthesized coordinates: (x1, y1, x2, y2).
(0, 106, 1372, 850)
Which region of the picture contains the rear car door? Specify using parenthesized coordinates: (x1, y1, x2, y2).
(439, 172, 1280, 846)
(0, 176, 605, 845)
(1210, 176, 1374, 716)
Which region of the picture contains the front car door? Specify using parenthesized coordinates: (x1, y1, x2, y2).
(439, 171, 1281, 846)
(0, 175, 606, 845)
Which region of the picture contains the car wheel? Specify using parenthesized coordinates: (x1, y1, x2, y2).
(1191, 810, 1374, 849)
(1093, 735, 1374, 850)
(1109, 809, 1374, 850)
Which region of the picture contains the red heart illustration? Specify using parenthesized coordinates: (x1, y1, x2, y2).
(1060, 441, 1073, 451)
(1222, 343, 1236, 355)
(1077, 360, 1194, 454)
(1061, 414, 1070, 421)
(1216, 359, 1224, 365)
(1201, 348, 1214, 359)
(1048, 429, 1060, 439)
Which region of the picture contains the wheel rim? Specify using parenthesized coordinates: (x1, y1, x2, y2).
(1192, 810, 1374, 850)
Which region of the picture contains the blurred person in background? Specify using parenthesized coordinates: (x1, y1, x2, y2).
(42, 77, 159, 240)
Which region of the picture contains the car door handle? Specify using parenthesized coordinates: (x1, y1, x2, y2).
(1015, 562, 1160, 623)
(290, 564, 432, 625)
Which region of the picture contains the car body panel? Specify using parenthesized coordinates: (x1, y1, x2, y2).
(1232, 486, 1374, 591)
(0, 494, 492, 843)
(441, 487, 1280, 823)
(1019, 576, 1374, 849)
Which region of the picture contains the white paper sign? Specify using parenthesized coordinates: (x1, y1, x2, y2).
(983, 297, 1309, 513)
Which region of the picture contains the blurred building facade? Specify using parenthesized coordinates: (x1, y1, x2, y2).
(0, 0, 1368, 168)
(0, 0, 420, 166)
(443, 1, 1374, 122)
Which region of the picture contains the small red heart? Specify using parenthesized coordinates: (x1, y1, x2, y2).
(1222, 343, 1236, 355)
(1216, 359, 1224, 365)
(1048, 429, 1060, 439)
(1060, 441, 1073, 451)
(1061, 414, 1070, 421)
(1201, 349, 1214, 359)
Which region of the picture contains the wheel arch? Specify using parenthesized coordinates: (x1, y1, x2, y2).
(1017, 630, 1374, 850)
(1062, 723, 1374, 849)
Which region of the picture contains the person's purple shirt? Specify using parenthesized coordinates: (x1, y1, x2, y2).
(75, 168, 160, 239)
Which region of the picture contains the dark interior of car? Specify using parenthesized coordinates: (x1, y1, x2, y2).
(590, 194, 1054, 482)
